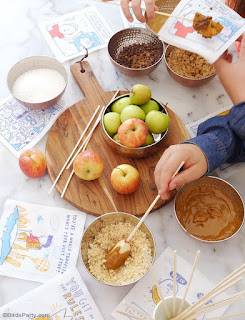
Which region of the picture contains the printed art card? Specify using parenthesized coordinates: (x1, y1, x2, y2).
(0, 96, 68, 158)
(158, 0, 245, 63)
(112, 247, 228, 320)
(0, 267, 104, 320)
(0, 199, 86, 283)
(39, 7, 113, 62)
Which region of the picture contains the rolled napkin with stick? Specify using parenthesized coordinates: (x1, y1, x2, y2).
(104, 161, 185, 270)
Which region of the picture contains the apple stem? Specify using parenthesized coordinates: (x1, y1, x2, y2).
(116, 167, 126, 177)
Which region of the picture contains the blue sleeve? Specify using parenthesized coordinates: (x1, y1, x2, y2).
(186, 102, 245, 173)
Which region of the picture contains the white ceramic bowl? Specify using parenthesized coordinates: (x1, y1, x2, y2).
(153, 296, 192, 320)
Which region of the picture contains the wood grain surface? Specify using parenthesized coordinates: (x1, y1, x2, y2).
(45, 61, 190, 216)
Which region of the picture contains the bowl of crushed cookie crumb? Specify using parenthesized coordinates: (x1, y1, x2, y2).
(81, 212, 155, 286)
(164, 45, 216, 87)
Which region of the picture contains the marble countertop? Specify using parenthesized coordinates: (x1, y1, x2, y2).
(1, 1, 245, 319)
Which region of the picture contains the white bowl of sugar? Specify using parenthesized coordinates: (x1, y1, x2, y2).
(7, 56, 68, 110)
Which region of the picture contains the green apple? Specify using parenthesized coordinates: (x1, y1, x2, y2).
(113, 133, 121, 143)
(103, 112, 121, 137)
(141, 100, 159, 115)
(129, 84, 151, 105)
(111, 97, 131, 114)
(145, 111, 170, 134)
(142, 133, 154, 146)
(120, 105, 146, 123)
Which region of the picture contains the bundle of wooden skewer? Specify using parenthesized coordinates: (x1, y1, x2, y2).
(116, 250, 245, 320)
(48, 90, 119, 197)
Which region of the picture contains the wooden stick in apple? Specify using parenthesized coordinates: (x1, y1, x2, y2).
(104, 161, 185, 270)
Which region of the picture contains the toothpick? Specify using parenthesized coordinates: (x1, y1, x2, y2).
(123, 301, 154, 320)
(177, 251, 200, 315)
(48, 105, 101, 194)
(94, 0, 193, 21)
(143, 249, 171, 320)
(173, 250, 177, 317)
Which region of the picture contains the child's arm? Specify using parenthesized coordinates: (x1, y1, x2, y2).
(155, 103, 245, 200)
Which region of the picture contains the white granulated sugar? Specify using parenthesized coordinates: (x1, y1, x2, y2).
(12, 68, 66, 103)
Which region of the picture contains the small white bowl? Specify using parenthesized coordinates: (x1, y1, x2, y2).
(153, 296, 192, 320)
(7, 56, 68, 110)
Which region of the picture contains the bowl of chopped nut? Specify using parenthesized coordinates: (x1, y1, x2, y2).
(81, 212, 155, 286)
(164, 45, 216, 87)
(108, 28, 164, 76)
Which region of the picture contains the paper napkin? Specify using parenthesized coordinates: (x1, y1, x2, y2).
(0, 267, 104, 320)
(112, 247, 228, 320)
(39, 7, 113, 63)
(158, 0, 245, 63)
(0, 199, 86, 283)
(0, 96, 68, 157)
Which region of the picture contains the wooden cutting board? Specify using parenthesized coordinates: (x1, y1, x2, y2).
(46, 61, 190, 216)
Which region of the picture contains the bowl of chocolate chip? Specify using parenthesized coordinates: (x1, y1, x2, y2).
(108, 28, 164, 76)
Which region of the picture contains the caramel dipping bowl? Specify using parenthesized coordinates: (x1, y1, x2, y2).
(81, 212, 156, 286)
(174, 176, 244, 243)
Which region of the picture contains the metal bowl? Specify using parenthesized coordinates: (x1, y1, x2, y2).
(108, 28, 164, 76)
(101, 93, 169, 158)
(164, 45, 216, 87)
(7, 56, 68, 110)
(174, 176, 245, 243)
(146, 0, 181, 34)
(81, 212, 155, 287)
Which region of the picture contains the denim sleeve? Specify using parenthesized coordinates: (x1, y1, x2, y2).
(185, 102, 245, 173)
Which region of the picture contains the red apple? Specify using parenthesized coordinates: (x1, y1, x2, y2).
(111, 164, 140, 194)
(73, 150, 104, 181)
(19, 148, 46, 178)
(117, 118, 148, 148)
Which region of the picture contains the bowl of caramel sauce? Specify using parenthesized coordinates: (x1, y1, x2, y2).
(174, 176, 244, 243)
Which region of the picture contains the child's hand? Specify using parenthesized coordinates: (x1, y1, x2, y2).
(120, 0, 158, 23)
(215, 32, 245, 105)
(154, 144, 208, 200)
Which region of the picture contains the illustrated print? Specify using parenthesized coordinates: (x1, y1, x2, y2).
(0, 97, 64, 155)
(174, 21, 195, 38)
(151, 272, 187, 305)
(0, 205, 51, 272)
(215, 17, 239, 42)
(18, 232, 53, 250)
(70, 32, 101, 51)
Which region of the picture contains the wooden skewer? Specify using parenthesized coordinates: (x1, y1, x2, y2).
(200, 312, 245, 320)
(175, 264, 245, 320)
(48, 104, 101, 194)
(183, 291, 245, 320)
(143, 249, 171, 320)
(176, 277, 243, 320)
(61, 106, 105, 198)
(116, 309, 145, 320)
(173, 250, 177, 318)
(94, 0, 193, 21)
(127, 161, 184, 243)
(123, 300, 154, 320)
(177, 278, 244, 320)
(177, 250, 200, 315)
(66, 90, 119, 169)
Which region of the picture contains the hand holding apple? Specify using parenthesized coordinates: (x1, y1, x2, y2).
(19, 148, 46, 178)
(111, 164, 140, 194)
(73, 150, 104, 180)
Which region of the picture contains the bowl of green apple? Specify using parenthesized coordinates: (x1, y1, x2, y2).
(101, 84, 170, 158)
